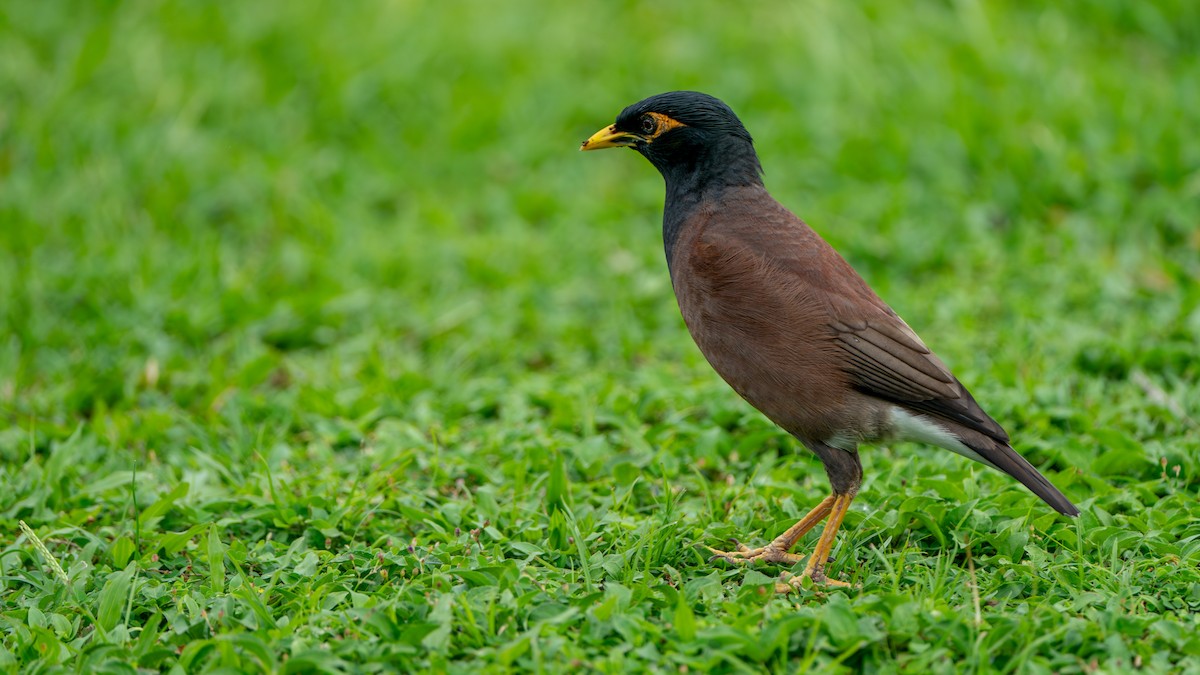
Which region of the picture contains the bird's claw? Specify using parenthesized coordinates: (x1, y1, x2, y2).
(704, 542, 807, 567)
(776, 569, 856, 592)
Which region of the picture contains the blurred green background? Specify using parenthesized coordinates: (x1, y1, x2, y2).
(1, 1, 1198, 671)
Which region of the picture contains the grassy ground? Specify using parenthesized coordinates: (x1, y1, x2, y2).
(2, 1, 1199, 672)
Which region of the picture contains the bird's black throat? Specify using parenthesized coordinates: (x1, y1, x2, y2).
(648, 131, 764, 272)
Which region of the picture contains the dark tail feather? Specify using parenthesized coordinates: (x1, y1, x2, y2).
(959, 432, 1080, 517)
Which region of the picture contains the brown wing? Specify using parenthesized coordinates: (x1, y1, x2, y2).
(827, 313, 1009, 445)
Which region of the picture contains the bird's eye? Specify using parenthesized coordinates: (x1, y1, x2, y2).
(640, 115, 658, 135)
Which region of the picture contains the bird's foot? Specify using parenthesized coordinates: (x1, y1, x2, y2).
(774, 568, 854, 593)
(705, 539, 807, 566)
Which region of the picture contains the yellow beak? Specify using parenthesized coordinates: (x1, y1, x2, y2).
(580, 124, 640, 151)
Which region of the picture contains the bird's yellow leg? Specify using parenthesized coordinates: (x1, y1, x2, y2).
(778, 492, 855, 591)
(706, 495, 836, 566)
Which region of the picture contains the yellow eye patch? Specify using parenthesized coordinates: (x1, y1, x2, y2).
(644, 112, 687, 138)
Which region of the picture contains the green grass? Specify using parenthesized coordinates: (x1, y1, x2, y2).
(2, 0, 1199, 672)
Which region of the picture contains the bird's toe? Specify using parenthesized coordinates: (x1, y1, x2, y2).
(705, 542, 806, 567)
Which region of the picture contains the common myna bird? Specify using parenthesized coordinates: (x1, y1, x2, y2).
(581, 91, 1079, 590)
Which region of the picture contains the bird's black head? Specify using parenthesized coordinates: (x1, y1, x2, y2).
(581, 91, 763, 189)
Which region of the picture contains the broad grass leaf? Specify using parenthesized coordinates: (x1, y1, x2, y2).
(110, 535, 135, 569)
(96, 563, 135, 633)
(208, 524, 226, 594)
